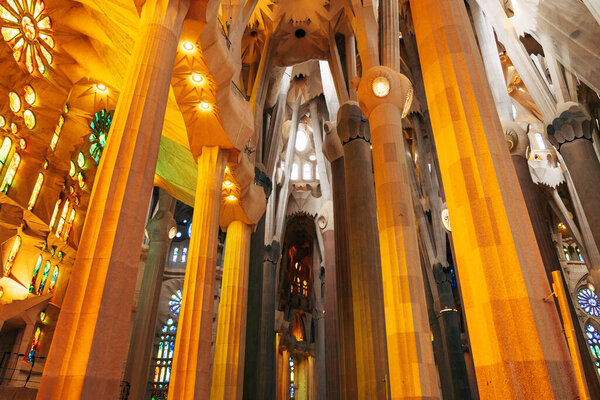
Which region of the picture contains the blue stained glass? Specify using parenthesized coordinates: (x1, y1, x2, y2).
(169, 341, 174, 358)
(578, 289, 600, 316)
(165, 367, 171, 382)
(169, 326, 176, 333)
(169, 289, 182, 316)
(157, 341, 164, 358)
(586, 324, 600, 377)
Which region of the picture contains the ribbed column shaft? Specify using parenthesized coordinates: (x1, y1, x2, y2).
(168, 146, 227, 400)
(370, 103, 440, 399)
(210, 220, 252, 400)
(37, 1, 188, 398)
(380, 0, 400, 71)
(309, 101, 332, 200)
(410, 0, 578, 398)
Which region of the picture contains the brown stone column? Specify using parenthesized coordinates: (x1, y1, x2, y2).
(336, 102, 389, 399)
(37, 1, 189, 398)
(123, 189, 176, 400)
(322, 122, 352, 400)
(168, 146, 228, 400)
(357, 69, 440, 399)
(410, 0, 578, 398)
(210, 220, 252, 400)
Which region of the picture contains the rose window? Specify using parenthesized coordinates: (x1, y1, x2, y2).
(578, 288, 600, 316)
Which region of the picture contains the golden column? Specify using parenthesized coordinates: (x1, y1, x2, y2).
(37, 1, 189, 399)
(357, 68, 441, 399)
(410, 0, 578, 398)
(210, 219, 252, 400)
(168, 146, 228, 400)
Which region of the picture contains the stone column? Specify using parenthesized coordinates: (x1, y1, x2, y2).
(336, 102, 389, 399)
(548, 102, 600, 253)
(168, 146, 228, 400)
(37, 1, 189, 398)
(357, 69, 440, 399)
(123, 189, 176, 400)
(582, 0, 600, 26)
(410, 1, 578, 398)
(380, 0, 400, 71)
(322, 122, 352, 400)
(210, 220, 252, 400)
(309, 100, 332, 200)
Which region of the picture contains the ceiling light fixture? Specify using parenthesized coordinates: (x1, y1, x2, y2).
(223, 180, 233, 188)
(94, 83, 108, 94)
(182, 41, 195, 53)
(199, 101, 212, 111)
(191, 73, 205, 84)
(227, 194, 237, 201)
(372, 76, 390, 98)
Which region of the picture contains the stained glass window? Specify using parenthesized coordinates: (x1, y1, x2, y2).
(152, 319, 177, 399)
(23, 109, 35, 129)
(0, 0, 54, 75)
(50, 114, 64, 150)
(26, 326, 41, 363)
(169, 290, 182, 316)
(289, 356, 295, 398)
(69, 160, 76, 177)
(55, 199, 70, 236)
(48, 265, 58, 293)
(181, 247, 188, 263)
(585, 324, 600, 376)
(29, 254, 42, 293)
(578, 288, 600, 316)
(0, 152, 20, 193)
(172, 247, 179, 263)
(23, 85, 35, 105)
(3, 235, 21, 276)
(302, 163, 312, 180)
(27, 172, 43, 210)
(0, 114, 5, 128)
(291, 163, 299, 180)
(77, 151, 85, 168)
(8, 91, 20, 113)
(37, 261, 51, 294)
(0, 137, 11, 166)
(89, 109, 113, 165)
(563, 246, 571, 261)
(63, 208, 76, 240)
(49, 198, 61, 229)
(77, 171, 85, 188)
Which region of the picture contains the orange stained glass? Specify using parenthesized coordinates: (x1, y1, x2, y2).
(0, 152, 20, 193)
(23, 109, 35, 129)
(27, 172, 43, 210)
(3, 235, 21, 276)
(8, 91, 20, 113)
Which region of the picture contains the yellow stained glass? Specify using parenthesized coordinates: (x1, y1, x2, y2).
(23, 85, 35, 104)
(27, 172, 43, 210)
(9, 92, 21, 113)
(0, 137, 11, 165)
(19, 138, 26, 149)
(55, 199, 69, 236)
(1, 26, 19, 40)
(23, 109, 35, 129)
(10, 123, 17, 134)
(49, 198, 61, 229)
(63, 208, 76, 240)
(0, 115, 5, 128)
(0, 5, 18, 23)
(13, 38, 24, 61)
(3, 235, 21, 276)
(39, 45, 51, 64)
(50, 115, 63, 150)
(0, 152, 20, 193)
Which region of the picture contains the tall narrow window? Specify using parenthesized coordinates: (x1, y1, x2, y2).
(302, 163, 312, 180)
(3, 235, 21, 276)
(172, 247, 179, 263)
(291, 163, 299, 180)
(55, 199, 70, 237)
(29, 254, 43, 293)
(49, 198, 61, 229)
(181, 247, 188, 263)
(0, 137, 11, 167)
(63, 208, 76, 241)
(50, 115, 64, 150)
(0, 152, 20, 193)
(289, 356, 296, 398)
(315, 164, 320, 180)
(585, 324, 600, 376)
(48, 266, 59, 293)
(151, 311, 179, 398)
(169, 289, 183, 316)
(27, 172, 44, 210)
(26, 326, 41, 363)
(37, 261, 51, 295)
(534, 133, 547, 150)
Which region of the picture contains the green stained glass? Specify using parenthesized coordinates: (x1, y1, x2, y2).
(77, 172, 85, 188)
(89, 109, 113, 165)
(77, 152, 85, 168)
(29, 255, 43, 293)
(89, 133, 97, 142)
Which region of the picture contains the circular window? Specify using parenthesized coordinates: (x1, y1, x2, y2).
(578, 288, 600, 316)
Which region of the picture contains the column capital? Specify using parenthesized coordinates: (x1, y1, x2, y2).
(264, 239, 281, 265)
(502, 121, 529, 159)
(316, 201, 334, 233)
(146, 209, 177, 242)
(547, 102, 594, 149)
(356, 66, 413, 119)
(336, 101, 370, 145)
(322, 122, 344, 162)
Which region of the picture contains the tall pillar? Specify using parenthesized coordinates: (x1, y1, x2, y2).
(357, 69, 440, 399)
(410, 1, 578, 398)
(309, 100, 332, 200)
(322, 122, 353, 400)
(168, 146, 228, 400)
(124, 189, 176, 400)
(380, 0, 400, 71)
(336, 102, 389, 399)
(37, 1, 189, 398)
(210, 220, 252, 400)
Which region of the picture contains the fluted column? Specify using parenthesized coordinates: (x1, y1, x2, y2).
(210, 220, 252, 400)
(410, 1, 578, 398)
(380, 0, 400, 71)
(336, 102, 389, 399)
(322, 122, 352, 400)
(309, 100, 332, 200)
(357, 69, 440, 399)
(124, 189, 176, 400)
(168, 146, 228, 400)
(37, 1, 189, 398)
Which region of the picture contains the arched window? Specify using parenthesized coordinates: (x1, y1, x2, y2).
(0, 152, 20, 193)
(26, 326, 41, 363)
(181, 247, 188, 263)
(55, 199, 70, 237)
(302, 163, 312, 180)
(37, 261, 51, 295)
(3, 235, 21, 276)
(585, 323, 600, 376)
(28, 172, 44, 210)
(48, 266, 59, 293)
(291, 163, 299, 180)
(563, 246, 571, 261)
(534, 133, 547, 150)
(0, 137, 12, 167)
(172, 247, 179, 263)
(29, 255, 43, 293)
(577, 288, 600, 316)
(295, 130, 308, 152)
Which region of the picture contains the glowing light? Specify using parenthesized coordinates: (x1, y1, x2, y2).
(309, 154, 316, 161)
(3, 235, 21, 276)
(226, 194, 237, 201)
(0, 286, 3, 299)
(222, 180, 233, 188)
(0, 152, 20, 193)
(191, 73, 205, 84)
(37, 261, 50, 294)
(23, 84, 35, 104)
(48, 265, 58, 293)
(19, 138, 26, 149)
(94, 83, 108, 94)
(26, 326, 41, 363)
(23, 109, 35, 129)
(49, 198, 61, 229)
(0, 115, 5, 127)
(198, 101, 212, 111)
(63, 208, 76, 240)
(441, 208, 451, 232)
(295, 130, 308, 152)
(0, 137, 12, 165)
(27, 172, 43, 210)
(39, 311, 46, 322)
(55, 199, 70, 236)
(181, 41, 195, 52)
(372, 76, 390, 97)
(29, 254, 42, 293)
(50, 115, 64, 150)
(77, 171, 85, 188)
(10, 123, 17, 134)
(168, 226, 177, 239)
(77, 151, 86, 168)
(9, 91, 20, 112)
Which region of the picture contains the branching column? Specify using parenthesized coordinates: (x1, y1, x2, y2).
(210, 220, 252, 400)
(410, 0, 578, 398)
(124, 189, 176, 400)
(336, 102, 389, 399)
(169, 146, 228, 400)
(37, 1, 189, 398)
(357, 68, 440, 399)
